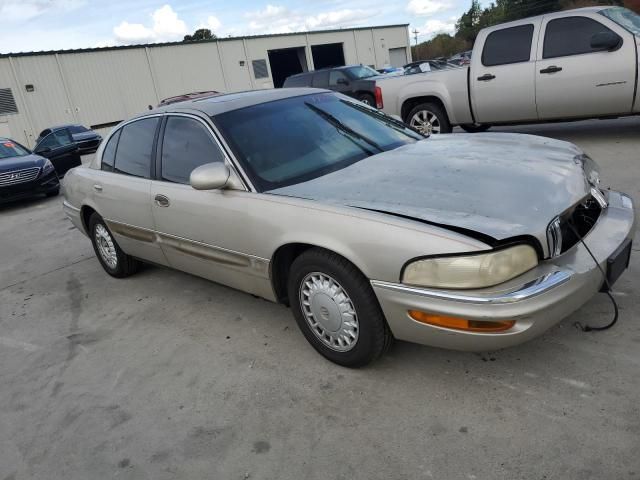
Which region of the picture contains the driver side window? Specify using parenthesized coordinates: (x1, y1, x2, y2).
(329, 71, 348, 87)
(160, 116, 225, 184)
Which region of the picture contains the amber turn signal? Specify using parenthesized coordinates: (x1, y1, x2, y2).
(408, 310, 515, 333)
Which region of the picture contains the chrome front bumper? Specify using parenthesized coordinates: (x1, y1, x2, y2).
(372, 191, 636, 351)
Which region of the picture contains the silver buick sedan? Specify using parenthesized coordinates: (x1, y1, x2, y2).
(62, 88, 635, 366)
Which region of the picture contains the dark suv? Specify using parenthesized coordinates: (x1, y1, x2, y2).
(283, 65, 383, 108)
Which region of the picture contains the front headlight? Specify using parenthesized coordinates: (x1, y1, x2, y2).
(42, 159, 55, 174)
(402, 244, 538, 289)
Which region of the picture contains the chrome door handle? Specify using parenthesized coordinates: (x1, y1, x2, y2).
(93, 184, 102, 192)
(154, 194, 170, 207)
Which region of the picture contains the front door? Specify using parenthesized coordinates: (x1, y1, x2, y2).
(33, 128, 81, 176)
(92, 117, 167, 265)
(150, 115, 271, 298)
(470, 22, 540, 123)
(535, 14, 636, 120)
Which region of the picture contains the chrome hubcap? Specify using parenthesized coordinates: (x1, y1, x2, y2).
(299, 272, 359, 352)
(94, 223, 117, 269)
(410, 110, 441, 136)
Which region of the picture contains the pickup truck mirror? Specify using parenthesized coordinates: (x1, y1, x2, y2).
(591, 32, 621, 52)
(336, 78, 349, 86)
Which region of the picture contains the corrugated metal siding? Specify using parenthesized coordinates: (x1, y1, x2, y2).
(0, 25, 408, 146)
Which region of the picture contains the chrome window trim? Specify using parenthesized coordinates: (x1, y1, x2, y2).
(371, 270, 572, 305)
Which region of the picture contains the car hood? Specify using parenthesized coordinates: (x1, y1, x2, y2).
(0, 154, 46, 173)
(268, 133, 596, 248)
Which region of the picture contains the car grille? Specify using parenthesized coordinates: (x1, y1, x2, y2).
(0, 167, 41, 187)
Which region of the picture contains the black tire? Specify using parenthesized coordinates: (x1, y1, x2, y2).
(460, 123, 491, 133)
(357, 93, 375, 106)
(88, 212, 140, 278)
(406, 102, 452, 134)
(287, 248, 392, 367)
(45, 187, 60, 197)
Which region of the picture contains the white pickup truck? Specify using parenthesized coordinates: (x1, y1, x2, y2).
(376, 6, 640, 134)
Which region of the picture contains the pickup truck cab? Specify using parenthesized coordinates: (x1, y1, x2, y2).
(377, 6, 640, 133)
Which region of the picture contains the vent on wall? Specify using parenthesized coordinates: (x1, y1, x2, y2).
(0, 88, 18, 115)
(252, 59, 269, 79)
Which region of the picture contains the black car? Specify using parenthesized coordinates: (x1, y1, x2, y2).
(37, 124, 102, 154)
(0, 138, 60, 203)
(283, 65, 383, 108)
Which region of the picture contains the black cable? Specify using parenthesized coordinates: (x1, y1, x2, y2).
(567, 221, 619, 332)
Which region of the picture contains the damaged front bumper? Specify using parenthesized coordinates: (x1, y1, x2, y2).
(371, 190, 635, 351)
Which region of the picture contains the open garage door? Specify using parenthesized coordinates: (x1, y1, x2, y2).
(268, 47, 308, 88)
(311, 43, 345, 70)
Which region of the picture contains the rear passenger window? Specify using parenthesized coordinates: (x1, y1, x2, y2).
(312, 71, 329, 88)
(101, 129, 121, 172)
(161, 116, 225, 184)
(482, 24, 534, 66)
(113, 118, 159, 178)
(543, 17, 617, 59)
(329, 71, 349, 86)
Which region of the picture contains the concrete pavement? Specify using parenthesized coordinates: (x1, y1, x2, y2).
(0, 117, 638, 479)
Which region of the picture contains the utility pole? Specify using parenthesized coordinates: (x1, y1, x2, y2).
(412, 28, 419, 46)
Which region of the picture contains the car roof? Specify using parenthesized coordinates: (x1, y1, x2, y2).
(43, 124, 84, 131)
(142, 87, 328, 117)
(288, 65, 361, 78)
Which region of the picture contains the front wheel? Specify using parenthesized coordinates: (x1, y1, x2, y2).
(288, 248, 392, 367)
(460, 123, 491, 133)
(406, 102, 452, 135)
(89, 213, 140, 278)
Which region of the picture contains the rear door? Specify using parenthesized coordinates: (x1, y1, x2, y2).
(33, 128, 80, 176)
(535, 14, 635, 119)
(93, 116, 167, 265)
(470, 22, 540, 123)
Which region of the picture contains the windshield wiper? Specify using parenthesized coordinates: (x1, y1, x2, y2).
(305, 102, 384, 154)
(343, 100, 422, 139)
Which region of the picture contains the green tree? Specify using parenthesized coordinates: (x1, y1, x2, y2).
(183, 28, 216, 42)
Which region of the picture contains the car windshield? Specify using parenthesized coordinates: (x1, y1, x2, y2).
(345, 65, 379, 79)
(601, 7, 640, 36)
(67, 125, 89, 134)
(0, 140, 30, 159)
(213, 93, 423, 191)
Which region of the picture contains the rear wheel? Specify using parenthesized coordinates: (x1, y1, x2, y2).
(89, 213, 140, 278)
(460, 123, 491, 133)
(407, 102, 452, 135)
(288, 248, 392, 367)
(357, 93, 375, 106)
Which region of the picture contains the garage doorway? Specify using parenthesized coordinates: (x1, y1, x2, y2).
(389, 47, 408, 67)
(267, 47, 308, 88)
(311, 43, 346, 70)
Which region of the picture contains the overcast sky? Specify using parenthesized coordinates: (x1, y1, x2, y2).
(0, 0, 489, 54)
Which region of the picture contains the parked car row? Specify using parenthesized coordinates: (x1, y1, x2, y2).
(0, 124, 101, 203)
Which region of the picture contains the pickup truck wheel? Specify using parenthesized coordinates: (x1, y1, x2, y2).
(460, 123, 491, 133)
(89, 213, 140, 278)
(288, 248, 392, 367)
(407, 102, 452, 135)
(357, 93, 375, 106)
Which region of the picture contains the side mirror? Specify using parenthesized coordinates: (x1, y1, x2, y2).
(591, 32, 621, 51)
(336, 78, 349, 86)
(190, 162, 230, 190)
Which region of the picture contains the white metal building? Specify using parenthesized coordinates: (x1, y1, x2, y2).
(0, 25, 410, 147)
